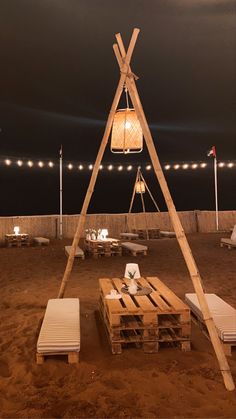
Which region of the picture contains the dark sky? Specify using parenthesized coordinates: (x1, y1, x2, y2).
(0, 0, 235, 215)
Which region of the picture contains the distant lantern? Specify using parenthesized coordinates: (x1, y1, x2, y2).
(135, 180, 145, 194)
(111, 108, 143, 154)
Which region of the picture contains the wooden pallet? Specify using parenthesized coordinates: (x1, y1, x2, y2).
(99, 277, 191, 354)
(132, 229, 161, 240)
(36, 351, 79, 364)
(121, 242, 148, 256)
(84, 239, 111, 258)
(5, 234, 30, 247)
(191, 312, 236, 356)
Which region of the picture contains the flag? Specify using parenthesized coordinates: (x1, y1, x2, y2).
(207, 145, 216, 158)
(59, 145, 63, 158)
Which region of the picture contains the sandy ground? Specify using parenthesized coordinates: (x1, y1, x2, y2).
(0, 233, 236, 419)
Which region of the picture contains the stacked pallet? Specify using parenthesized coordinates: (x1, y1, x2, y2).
(5, 233, 30, 247)
(99, 277, 191, 354)
(84, 239, 111, 258)
(132, 229, 160, 239)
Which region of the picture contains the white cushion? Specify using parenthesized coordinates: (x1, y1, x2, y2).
(34, 237, 50, 244)
(185, 293, 236, 342)
(65, 246, 84, 257)
(37, 298, 80, 353)
(121, 242, 148, 251)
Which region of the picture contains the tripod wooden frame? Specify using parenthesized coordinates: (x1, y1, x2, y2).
(57, 28, 234, 391)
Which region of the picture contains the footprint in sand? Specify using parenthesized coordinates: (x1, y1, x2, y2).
(0, 360, 11, 378)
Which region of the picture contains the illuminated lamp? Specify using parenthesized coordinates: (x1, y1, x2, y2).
(100, 229, 108, 240)
(48, 161, 54, 168)
(111, 108, 143, 154)
(135, 180, 145, 194)
(14, 226, 20, 235)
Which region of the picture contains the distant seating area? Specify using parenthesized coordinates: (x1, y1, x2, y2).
(160, 231, 176, 238)
(65, 246, 85, 260)
(120, 232, 139, 240)
(33, 237, 50, 246)
(221, 225, 236, 249)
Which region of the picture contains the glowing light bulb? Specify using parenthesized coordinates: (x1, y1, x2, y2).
(89, 164, 93, 170)
(118, 165, 123, 171)
(27, 161, 33, 167)
(14, 226, 20, 235)
(127, 165, 132, 171)
(108, 164, 113, 171)
(125, 121, 131, 129)
(78, 164, 83, 170)
(146, 165, 151, 170)
(99, 165, 103, 170)
(165, 164, 170, 170)
(200, 163, 207, 168)
(68, 163, 73, 170)
(192, 164, 198, 169)
(38, 161, 44, 168)
(174, 164, 180, 170)
(5, 159, 11, 166)
(48, 161, 54, 168)
(228, 162, 234, 168)
(182, 164, 189, 169)
(17, 160, 23, 167)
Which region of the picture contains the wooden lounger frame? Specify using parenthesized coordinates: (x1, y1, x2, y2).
(57, 29, 234, 391)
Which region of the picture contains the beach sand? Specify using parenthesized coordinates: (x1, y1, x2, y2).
(0, 233, 235, 418)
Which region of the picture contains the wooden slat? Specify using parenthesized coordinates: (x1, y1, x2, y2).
(147, 277, 188, 311)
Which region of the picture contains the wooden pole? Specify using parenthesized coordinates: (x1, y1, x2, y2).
(214, 156, 219, 231)
(114, 35, 235, 391)
(59, 145, 63, 239)
(128, 168, 139, 213)
(57, 28, 140, 299)
(138, 169, 149, 240)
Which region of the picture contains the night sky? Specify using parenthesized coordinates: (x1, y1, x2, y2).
(0, 0, 235, 216)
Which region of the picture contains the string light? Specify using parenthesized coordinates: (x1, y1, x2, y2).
(78, 164, 83, 170)
(68, 163, 73, 170)
(200, 163, 207, 168)
(99, 165, 103, 170)
(192, 163, 198, 169)
(146, 165, 152, 170)
(182, 164, 189, 169)
(127, 165, 133, 171)
(228, 162, 234, 168)
(17, 160, 23, 167)
(48, 161, 54, 168)
(5, 159, 11, 166)
(108, 164, 113, 171)
(118, 165, 123, 171)
(27, 161, 33, 167)
(38, 161, 44, 168)
(88, 164, 93, 170)
(164, 164, 170, 170)
(174, 164, 180, 170)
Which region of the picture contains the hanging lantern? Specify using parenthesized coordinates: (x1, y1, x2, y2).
(111, 108, 143, 154)
(135, 180, 145, 194)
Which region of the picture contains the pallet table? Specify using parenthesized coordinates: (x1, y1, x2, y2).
(132, 229, 161, 239)
(84, 238, 121, 258)
(5, 233, 30, 247)
(99, 276, 191, 354)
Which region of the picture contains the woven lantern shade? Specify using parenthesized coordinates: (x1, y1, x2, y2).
(111, 108, 143, 153)
(135, 180, 145, 194)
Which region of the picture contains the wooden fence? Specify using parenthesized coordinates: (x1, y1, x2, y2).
(0, 211, 235, 244)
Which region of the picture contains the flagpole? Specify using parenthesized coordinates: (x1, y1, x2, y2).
(214, 155, 219, 231)
(59, 146, 63, 239)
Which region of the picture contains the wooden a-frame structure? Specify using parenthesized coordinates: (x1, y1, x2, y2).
(128, 166, 160, 239)
(57, 29, 234, 391)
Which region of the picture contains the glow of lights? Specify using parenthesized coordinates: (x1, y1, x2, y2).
(14, 226, 20, 235)
(182, 164, 189, 169)
(127, 165, 133, 171)
(125, 121, 131, 129)
(100, 228, 109, 240)
(27, 161, 33, 167)
(146, 165, 151, 170)
(48, 161, 54, 168)
(17, 160, 23, 167)
(192, 164, 198, 169)
(88, 164, 93, 170)
(38, 161, 44, 168)
(108, 164, 113, 171)
(99, 165, 103, 170)
(118, 165, 123, 171)
(200, 163, 207, 168)
(228, 162, 234, 168)
(5, 159, 11, 166)
(165, 164, 170, 170)
(68, 163, 73, 170)
(219, 162, 225, 168)
(174, 164, 180, 170)
(78, 164, 83, 170)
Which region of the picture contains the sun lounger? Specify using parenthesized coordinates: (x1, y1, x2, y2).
(160, 230, 176, 238)
(120, 232, 139, 240)
(121, 241, 148, 256)
(65, 246, 85, 259)
(33, 237, 50, 245)
(185, 293, 236, 355)
(36, 298, 80, 364)
(221, 224, 236, 249)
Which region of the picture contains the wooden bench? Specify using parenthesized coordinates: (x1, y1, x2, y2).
(120, 232, 139, 240)
(160, 231, 176, 238)
(34, 237, 50, 246)
(121, 242, 148, 256)
(185, 293, 236, 356)
(65, 246, 85, 260)
(220, 238, 236, 250)
(36, 298, 80, 364)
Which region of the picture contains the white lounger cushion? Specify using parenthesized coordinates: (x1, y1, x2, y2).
(37, 298, 80, 353)
(65, 246, 84, 258)
(34, 237, 50, 244)
(121, 242, 148, 251)
(221, 225, 236, 247)
(120, 233, 139, 239)
(185, 293, 236, 342)
(160, 231, 176, 238)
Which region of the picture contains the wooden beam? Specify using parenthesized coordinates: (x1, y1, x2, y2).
(140, 170, 160, 212)
(114, 34, 235, 391)
(57, 28, 140, 299)
(128, 167, 139, 213)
